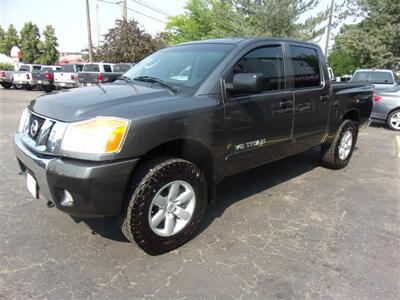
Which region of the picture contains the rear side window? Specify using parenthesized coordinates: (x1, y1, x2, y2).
(84, 64, 100, 72)
(226, 45, 285, 94)
(19, 65, 29, 71)
(33, 65, 42, 70)
(352, 71, 394, 84)
(76, 64, 84, 72)
(41, 67, 52, 71)
(290, 46, 321, 88)
(103, 64, 112, 72)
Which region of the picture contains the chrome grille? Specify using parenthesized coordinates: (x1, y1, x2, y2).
(27, 113, 46, 140)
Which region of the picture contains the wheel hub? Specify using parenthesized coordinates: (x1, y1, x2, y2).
(338, 130, 353, 160)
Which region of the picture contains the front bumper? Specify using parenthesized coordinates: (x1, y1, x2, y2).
(14, 134, 140, 217)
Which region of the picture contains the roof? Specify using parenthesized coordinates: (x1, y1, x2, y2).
(354, 69, 394, 73)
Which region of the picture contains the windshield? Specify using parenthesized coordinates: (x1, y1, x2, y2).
(123, 44, 235, 88)
(352, 71, 394, 84)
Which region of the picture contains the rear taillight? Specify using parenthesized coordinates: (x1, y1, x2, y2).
(45, 72, 52, 81)
(372, 90, 382, 102)
(26, 73, 30, 80)
(70, 74, 74, 80)
(97, 73, 103, 83)
(0, 71, 5, 77)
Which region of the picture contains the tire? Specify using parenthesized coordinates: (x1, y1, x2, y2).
(0, 82, 12, 89)
(41, 85, 53, 93)
(120, 157, 208, 255)
(321, 119, 358, 169)
(387, 109, 400, 131)
(13, 84, 23, 90)
(23, 85, 33, 91)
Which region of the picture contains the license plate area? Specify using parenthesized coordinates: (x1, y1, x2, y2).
(26, 172, 39, 199)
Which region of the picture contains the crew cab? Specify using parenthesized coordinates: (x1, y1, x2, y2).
(12, 64, 42, 90)
(78, 63, 121, 85)
(14, 38, 373, 254)
(54, 64, 84, 89)
(35, 65, 62, 92)
(351, 69, 399, 92)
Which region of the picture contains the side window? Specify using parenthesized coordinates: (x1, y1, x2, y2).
(76, 64, 84, 72)
(290, 46, 321, 88)
(103, 64, 112, 72)
(226, 46, 285, 95)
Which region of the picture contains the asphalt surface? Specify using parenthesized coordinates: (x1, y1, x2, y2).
(0, 87, 399, 299)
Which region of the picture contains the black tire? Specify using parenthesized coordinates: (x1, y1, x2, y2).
(23, 85, 33, 90)
(13, 84, 23, 90)
(321, 119, 358, 169)
(41, 85, 53, 93)
(120, 157, 208, 255)
(387, 109, 400, 131)
(0, 82, 12, 89)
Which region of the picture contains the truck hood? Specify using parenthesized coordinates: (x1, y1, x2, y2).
(29, 82, 185, 122)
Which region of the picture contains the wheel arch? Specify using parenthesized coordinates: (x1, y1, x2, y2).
(342, 108, 360, 124)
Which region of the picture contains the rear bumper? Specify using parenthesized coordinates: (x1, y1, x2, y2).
(13, 80, 37, 86)
(54, 82, 79, 88)
(0, 78, 12, 83)
(14, 134, 140, 217)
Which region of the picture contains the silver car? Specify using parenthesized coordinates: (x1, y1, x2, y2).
(372, 86, 400, 131)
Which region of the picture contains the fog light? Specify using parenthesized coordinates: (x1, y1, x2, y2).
(60, 190, 74, 207)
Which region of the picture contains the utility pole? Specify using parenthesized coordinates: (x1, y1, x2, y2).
(96, 0, 100, 47)
(324, 0, 335, 55)
(121, 0, 127, 22)
(86, 0, 94, 62)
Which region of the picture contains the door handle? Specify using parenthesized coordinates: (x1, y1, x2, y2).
(279, 100, 293, 109)
(320, 95, 330, 103)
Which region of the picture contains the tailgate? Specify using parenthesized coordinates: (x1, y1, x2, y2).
(54, 72, 74, 83)
(78, 72, 98, 84)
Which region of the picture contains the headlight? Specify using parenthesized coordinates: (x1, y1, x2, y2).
(61, 117, 130, 155)
(18, 108, 29, 133)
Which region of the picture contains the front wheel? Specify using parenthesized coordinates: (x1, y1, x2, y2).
(321, 120, 358, 169)
(387, 110, 400, 131)
(120, 157, 208, 255)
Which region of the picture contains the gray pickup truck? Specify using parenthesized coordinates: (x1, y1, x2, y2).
(14, 38, 373, 254)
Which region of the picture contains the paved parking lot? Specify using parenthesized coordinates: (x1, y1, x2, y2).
(0, 87, 399, 299)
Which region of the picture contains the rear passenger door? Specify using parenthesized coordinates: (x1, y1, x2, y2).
(224, 43, 294, 173)
(288, 45, 331, 153)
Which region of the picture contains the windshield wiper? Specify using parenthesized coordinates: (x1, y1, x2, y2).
(119, 75, 132, 82)
(133, 76, 178, 93)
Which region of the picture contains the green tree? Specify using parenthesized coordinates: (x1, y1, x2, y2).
(0, 24, 20, 55)
(20, 21, 41, 63)
(95, 19, 165, 63)
(37, 25, 59, 65)
(164, 0, 329, 45)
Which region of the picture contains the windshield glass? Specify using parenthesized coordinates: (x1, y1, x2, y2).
(352, 71, 394, 84)
(123, 44, 235, 88)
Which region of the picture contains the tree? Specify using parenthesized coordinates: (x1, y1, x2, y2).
(95, 19, 165, 63)
(37, 25, 59, 65)
(329, 0, 400, 72)
(0, 24, 20, 55)
(164, 0, 329, 45)
(20, 22, 41, 63)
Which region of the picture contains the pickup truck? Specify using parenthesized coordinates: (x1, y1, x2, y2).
(14, 38, 373, 254)
(12, 64, 43, 90)
(78, 63, 120, 85)
(351, 69, 399, 92)
(35, 65, 62, 92)
(0, 70, 14, 89)
(54, 64, 84, 89)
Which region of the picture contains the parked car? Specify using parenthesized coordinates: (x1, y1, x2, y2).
(54, 64, 84, 89)
(351, 69, 399, 91)
(12, 64, 42, 90)
(14, 38, 373, 254)
(34, 65, 62, 92)
(78, 63, 120, 85)
(0, 70, 14, 89)
(372, 85, 400, 130)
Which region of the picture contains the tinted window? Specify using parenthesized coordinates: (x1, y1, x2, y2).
(227, 46, 285, 93)
(61, 65, 74, 72)
(41, 67, 52, 71)
(19, 65, 29, 71)
(33, 65, 42, 70)
(84, 64, 100, 72)
(290, 46, 321, 88)
(103, 64, 112, 72)
(352, 71, 394, 84)
(76, 64, 84, 72)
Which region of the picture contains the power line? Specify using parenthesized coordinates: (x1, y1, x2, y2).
(129, 0, 171, 17)
(97, 0, 166, 23)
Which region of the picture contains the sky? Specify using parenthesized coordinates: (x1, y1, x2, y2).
(0, 0, 346, 53)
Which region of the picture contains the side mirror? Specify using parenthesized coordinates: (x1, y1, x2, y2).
(229, 73, 265, 93)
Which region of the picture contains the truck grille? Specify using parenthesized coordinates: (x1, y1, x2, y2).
(27, 113, 46, 140)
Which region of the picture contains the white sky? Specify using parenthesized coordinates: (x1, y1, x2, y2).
(0, 0, 345, 53)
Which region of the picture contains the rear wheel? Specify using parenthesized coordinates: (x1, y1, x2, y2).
(321, 119, 358, 169)
(41, 85, 53, 93)
(120, 157, 208, 255)
(0, 82, 12, 89)
(23, 85, 33, 90)
(13, 84, 23, 90)
(387, 109, 400, 131)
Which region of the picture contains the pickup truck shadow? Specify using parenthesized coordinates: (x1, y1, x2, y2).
(74, 147, 326, 243)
